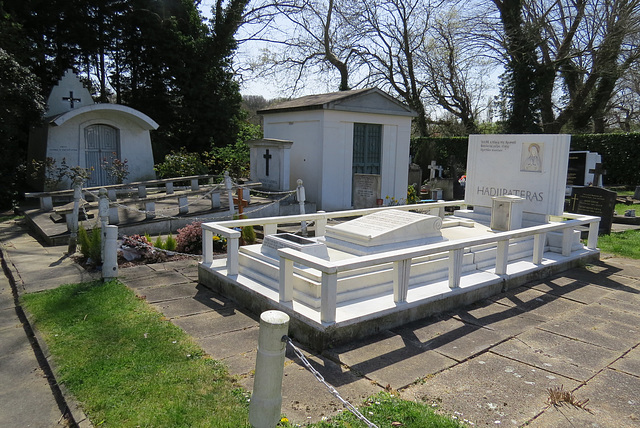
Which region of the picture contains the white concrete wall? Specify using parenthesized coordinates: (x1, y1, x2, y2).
(46, 109, 156, 187)
(263, 109, 412, 211)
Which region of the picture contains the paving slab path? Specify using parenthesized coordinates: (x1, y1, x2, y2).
(1, 216, 639, 427)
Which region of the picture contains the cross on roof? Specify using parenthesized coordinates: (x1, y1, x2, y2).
(62, 91, 81, 108)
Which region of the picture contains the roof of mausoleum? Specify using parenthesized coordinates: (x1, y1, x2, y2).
(258, 87, 417, 117)
(48, 103, 159, 130)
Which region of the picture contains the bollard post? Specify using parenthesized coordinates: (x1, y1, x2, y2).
(249, 311, 290, 428)
(67, 177, 83, 254)
(102, 225, 118, 281)
(296, 179, 307, 237)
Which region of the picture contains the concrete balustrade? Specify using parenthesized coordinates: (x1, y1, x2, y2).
(201, 203, 600, 325)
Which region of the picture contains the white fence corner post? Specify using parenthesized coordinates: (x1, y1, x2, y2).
(67, 177, 83, 254)
(249, 310, 290, 428)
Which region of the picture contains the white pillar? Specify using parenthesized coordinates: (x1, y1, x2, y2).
(225, 171, 234, 218)
(99, 188, 109, 263)
(296, 179, 307, 236)
(102, 225, 118, 280)
(67, 177, 83, 254)
(249, 311, 290, 428)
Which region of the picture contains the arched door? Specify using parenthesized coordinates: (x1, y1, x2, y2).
(85, 124, 119, 187)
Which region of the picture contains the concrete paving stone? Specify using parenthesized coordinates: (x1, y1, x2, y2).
(528, 403, 632, 428)
(279, 351, 381, 424)
(603, 257, 640, 280)
(147, 259, 198, 272)
(195, 325, 259, 360)
(22, 271, 100, 293)
(580, 301, 640, 328)
(151, 296, 220, 319)
(327, 331, 457, 390)
(451, 300, 546, 336)
(391, 314, 469, 344)
(402, 352, 580, 427)
(492, 329, 621, 382)
(537, 313, 639, 352)
(0, 286, 15, 311)
(121, 269, 192, 289)
(134, 281, 199, 303)
(1, 323, 36, 357)
(0, 307, 21, 331)
(529, 277, 613, 305)
(604, 290, 640, 312)
(171, 307, 258, 339)
(611, 346, 640, 377)
(489, 286, 586, 321)
(118, 264, 156, 280)
(222, 349, 257, 377)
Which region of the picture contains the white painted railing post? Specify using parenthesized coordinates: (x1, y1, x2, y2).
(587, 220, 599, 249)
(249, 311, 290, 428)
(533, 233, 546, 265)
(227, 233, 240, 275)
(102, 225, 118, 280)
(321, 271, 338, 324)
(263, 223, 277, 236)
(393, 259, 411, 303)
(99, 188, 109, 263)
(448, 248, 463, 288)
(562, 227, 573, 256)
(296, 179, 307, 236)
(315, 211, 327, 237)
(279, 256, 294, 303)
(138, 184, 147, 198)
(495, 239, 509, 275)
(225, 171, 234, 218)
(202, 228, 213, 265)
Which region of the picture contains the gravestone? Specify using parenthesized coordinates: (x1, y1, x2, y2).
(567, 151, 603, 187)
(408, 163, 422, 188)
(464, 134, 570, 217)
(353, 173, 381, 209)
(568, 187, 617, 234)
(324, 209, 444, 255)
(247, 138, 293, 191)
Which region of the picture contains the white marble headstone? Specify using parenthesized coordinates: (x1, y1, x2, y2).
(465, 134, 570, 216)
(324, 209, 445, 255)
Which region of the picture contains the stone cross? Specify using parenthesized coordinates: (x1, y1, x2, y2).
(62, 91, 81, 108)
(588, 163, 605, 186)
(428, 160, 441, 179)
(263, 149, 272, 176)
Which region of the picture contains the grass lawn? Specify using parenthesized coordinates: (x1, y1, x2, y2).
(21, 280, 465, 428)
(598, 229, 640, 259)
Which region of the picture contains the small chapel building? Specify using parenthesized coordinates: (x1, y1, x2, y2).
(257, 88, 416, 211)
(28, 69, 158, 190)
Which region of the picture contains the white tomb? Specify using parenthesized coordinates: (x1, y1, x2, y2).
(28, 69, 158, 190)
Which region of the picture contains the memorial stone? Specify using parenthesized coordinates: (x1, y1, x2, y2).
(568, 186, 617, 234)
(567, 151, 603, 187)
(353, 173, 381, 209)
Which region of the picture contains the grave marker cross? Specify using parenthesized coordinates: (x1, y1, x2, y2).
(263, 149, 272, 176)
(588, 163, 606, 186)
(428, 160, 441, 180)
(62, 91, 81, 108)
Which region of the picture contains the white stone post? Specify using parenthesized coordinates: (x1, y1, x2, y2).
(98, 188, 109, 263)
(102, 225, 118, 280)
(67, 177, 83, 254)
(315, 211, 327, 237)
(296, 179, 307, 236)
(202, 228, 213, 265)
(225, 171, 235, 218)
(249, 311, 290, 428)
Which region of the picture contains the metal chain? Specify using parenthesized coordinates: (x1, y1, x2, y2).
(282, 336, 379, 428)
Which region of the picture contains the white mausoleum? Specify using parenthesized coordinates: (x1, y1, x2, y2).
(258, 88, 416, 211)
(28, 69, 158, 189)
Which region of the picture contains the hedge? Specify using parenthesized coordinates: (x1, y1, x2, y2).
(411, 133, 640, 186)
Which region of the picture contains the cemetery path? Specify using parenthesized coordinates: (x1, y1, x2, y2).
(1, 217, 639, 427)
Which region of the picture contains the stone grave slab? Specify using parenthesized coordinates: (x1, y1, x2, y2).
(353, 173, 381, 209)
(491, 329, 619, 382)
(465, 134, 570, 216)
(568, 186, 617, 234)
(324, 209, 444, 255)
(326, 330, 457, 390)
(402, 352, 580, 427)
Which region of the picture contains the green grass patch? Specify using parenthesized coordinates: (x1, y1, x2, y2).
(282, 392, 465, 428)
(22, 281, 467, 428)
(21, 280, 251, 427)
(0, 214, 23, 222)
(598, 229, 640, 259)
(615, 202, 640, 216)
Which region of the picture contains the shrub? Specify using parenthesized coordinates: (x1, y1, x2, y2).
(154, 148, 208, 179)
(165, 234, 177, 251)
(78, 226, 102, 264)
(154, 235, 165, 250)
(242, 225, 256, 245)
(176, 221, 203, 254)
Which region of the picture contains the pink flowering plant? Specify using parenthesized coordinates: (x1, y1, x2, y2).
(176, 221, 203, 254)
